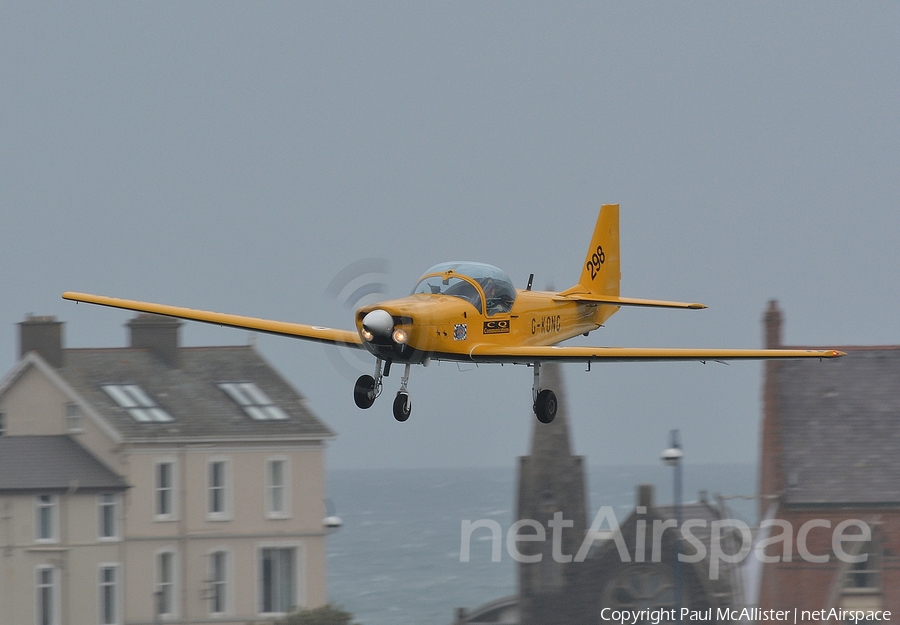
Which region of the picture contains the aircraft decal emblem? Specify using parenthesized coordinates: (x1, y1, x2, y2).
(453, 324, 467, 341)
(483, 320, 510, 335)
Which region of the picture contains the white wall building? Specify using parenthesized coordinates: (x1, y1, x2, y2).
(0, 314, 337, 624)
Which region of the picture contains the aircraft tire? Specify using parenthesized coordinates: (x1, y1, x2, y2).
(354, 375, 377, 409)
(534, 389, 557, 424)
(393, 392, 411, 422)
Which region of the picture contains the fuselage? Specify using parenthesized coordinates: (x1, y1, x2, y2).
(354, 262, 619, 364)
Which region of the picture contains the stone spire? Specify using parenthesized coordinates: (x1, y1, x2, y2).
(516, 363, 589, 624)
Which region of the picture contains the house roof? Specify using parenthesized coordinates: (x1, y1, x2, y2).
(56, 346, 335, 442)
(0, 435, 128, 492)
(777, 347, 900, 506)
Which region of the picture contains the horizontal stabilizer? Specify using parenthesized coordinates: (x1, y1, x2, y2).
(555, 292, 707, 310)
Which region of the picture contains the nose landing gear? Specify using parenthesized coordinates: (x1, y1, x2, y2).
(392, 363, 412, 422)
(353, 359, 414, 422)
(393, 392, 411, 422)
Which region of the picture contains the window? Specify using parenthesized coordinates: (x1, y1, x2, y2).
(35, 495, 57, 542)
(208, 460, 229, 519)
(156, 551, 175, 618)
(155, 461, 176, 520)
(266, 458, 290, 518)
(98, 493, 119, 540)
(66, 402, 82, 431)
(218, 382, 288, 421)
(101, 384, 173, 422)
(209, 551, 228, 615)
(99, 565, 119, 625)
(844, 541, 881, 592)
(260, 547, 296, 614)
(36, 566, 58, 625)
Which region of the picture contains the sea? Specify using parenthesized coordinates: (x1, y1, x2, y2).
(326, 463, 757, 625)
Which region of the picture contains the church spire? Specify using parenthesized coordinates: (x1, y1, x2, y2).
(516, 362, 589, 624)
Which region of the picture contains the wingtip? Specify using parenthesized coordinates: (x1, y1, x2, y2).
(690, 303, 708, 310)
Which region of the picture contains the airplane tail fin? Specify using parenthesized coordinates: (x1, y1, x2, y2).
(571, 204, 620, 298)
(558, 204, 706, 315)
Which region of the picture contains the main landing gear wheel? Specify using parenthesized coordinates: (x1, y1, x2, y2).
(534, 389, 558, 424)
(393, 392, 412, 422)
(354, 375, 377, 409)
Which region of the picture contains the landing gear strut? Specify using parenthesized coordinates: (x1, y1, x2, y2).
(352, 359, 414, 422)
(532, 362, 557, 424)
(354, 359, 383, 409)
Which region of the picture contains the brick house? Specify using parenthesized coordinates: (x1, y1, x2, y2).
(757, 301, 900, 620)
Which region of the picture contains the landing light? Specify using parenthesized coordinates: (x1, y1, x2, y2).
(392, 328, 408, 344)
(361, 327, 374, 341)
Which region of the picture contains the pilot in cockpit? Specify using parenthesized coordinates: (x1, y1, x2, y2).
(481, 277, 512, 315)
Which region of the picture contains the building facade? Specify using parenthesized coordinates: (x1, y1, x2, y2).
(0, 314, 336, 624)
(757, 301, 900, 621)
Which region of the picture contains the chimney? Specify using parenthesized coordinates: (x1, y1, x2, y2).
(19, 316, 64, 368)
(127, 314, 182, 367)
(637, 483, 654, 509)
(763, 300, 782, 348)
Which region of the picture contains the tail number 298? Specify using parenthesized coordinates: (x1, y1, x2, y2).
(586, 245, 606, 280)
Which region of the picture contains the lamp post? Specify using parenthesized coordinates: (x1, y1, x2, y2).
(661, 429, 683, 618)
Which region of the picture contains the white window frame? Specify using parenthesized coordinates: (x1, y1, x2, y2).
(155, 549, 178, 620)
(154, 459, 178, 522)
(98, 563, 120, 625)
(35, 495, 58, 543)
(257, 543, 304, 616)
(208, 548, 231, 616)
(207, 458, 232, 521)
(98, 493, 120, 541)
(65, 401, 83, 432)
(36, 565, 59, 625)
(265, 456, 291, 519)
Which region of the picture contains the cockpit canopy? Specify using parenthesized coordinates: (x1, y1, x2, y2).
(411, 261, 517, 316)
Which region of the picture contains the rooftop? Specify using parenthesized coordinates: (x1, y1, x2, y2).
(0, 435, 127, 493)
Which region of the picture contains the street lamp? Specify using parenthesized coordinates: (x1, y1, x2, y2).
(661, 429, 683, 616)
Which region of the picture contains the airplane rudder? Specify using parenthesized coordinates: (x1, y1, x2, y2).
(579, 204, 620, 296)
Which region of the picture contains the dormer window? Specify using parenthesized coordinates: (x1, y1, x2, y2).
(101, 384, 173, 422)
(66, 402, 82, 431)
(217, 382, 288, 421)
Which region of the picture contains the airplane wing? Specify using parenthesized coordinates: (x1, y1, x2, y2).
(62, 292, 364, 348)
(466, 344, 845, 364)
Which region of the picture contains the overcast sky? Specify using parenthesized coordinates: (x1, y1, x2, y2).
(2, 3, 898, 471)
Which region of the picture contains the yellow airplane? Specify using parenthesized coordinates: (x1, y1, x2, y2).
(63, 204, 843, 424)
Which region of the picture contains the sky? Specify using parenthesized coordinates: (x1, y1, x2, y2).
(2, 3, 898, 471)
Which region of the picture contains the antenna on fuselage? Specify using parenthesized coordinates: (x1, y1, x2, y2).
(526, 273, 534, 291)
